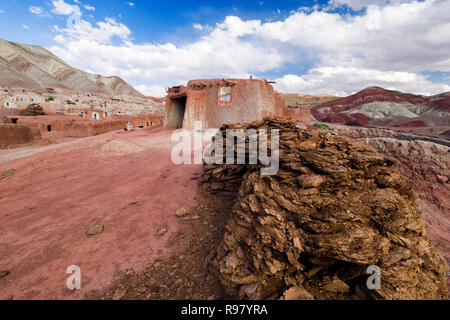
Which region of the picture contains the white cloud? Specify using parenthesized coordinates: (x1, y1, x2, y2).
(29, 6, 43, 15)
(49, 16, 282, 83)
(274, 67, 450, 96)
(135, 84, 167, 97)
(29, 5, 51, 17)
(53, 34, 67, 44)
(217, 0, 450, 73)
(0, 9, 4, 14)
(125, 2, 135, 7)
(84, 5, 95, 11)
(48, 0, 450, 96)
(22, 25, 30, 29)
(51, 0, 79, 15)
(328, 0, 387, 10)
(193, 23, 203, 30)
(55, 18, 131, 44)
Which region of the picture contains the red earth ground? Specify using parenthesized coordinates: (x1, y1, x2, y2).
(0, 127, 210, 299)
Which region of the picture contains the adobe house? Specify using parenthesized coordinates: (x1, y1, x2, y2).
(164, 78, 310, 130)
(68, 107, 104, 120)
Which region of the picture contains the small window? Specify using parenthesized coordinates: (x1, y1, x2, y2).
(218, 87, 232, 103)
(47, 125, 52, 132)
(6, 102, 10, 107)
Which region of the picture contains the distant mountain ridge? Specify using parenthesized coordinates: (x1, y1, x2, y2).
(311, 86, 450, 126)
(0, 38, 145, 99)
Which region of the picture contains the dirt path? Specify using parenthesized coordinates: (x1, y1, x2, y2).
(0, 128, 204, 299)
(0, 135, 102, 165)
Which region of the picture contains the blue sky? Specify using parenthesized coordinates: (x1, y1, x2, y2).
(0, 0, 449, 96)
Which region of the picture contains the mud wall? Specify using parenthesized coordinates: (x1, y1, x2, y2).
(63, 120, 128, 137)
(283, 105, 312, 126)
(0, 124, 39, 147)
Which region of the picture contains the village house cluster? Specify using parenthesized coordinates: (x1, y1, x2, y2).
(1, 88, 165, 118)
(0, 87, 165, 147)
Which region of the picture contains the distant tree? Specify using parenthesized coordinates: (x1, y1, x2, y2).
(46, 96, 54, 102)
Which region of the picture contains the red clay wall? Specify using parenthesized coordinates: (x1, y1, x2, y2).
(283, 105, 312, 126)
(63, 120, 128, 138)
(10, 114, 163, 138)
(0, 124, 39, 147)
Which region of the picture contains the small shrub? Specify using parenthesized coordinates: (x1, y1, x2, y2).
(47, 96, 54, 102)
(0, 168, 16, 180)
(313, 123, 330, 130)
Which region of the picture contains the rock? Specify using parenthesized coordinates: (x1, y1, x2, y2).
(282, 286, 314, 300)
(85, 224, 104, 236)
(207, 117, 449, 300)
(112, 287, 127, 300)
(175, 207, 192, 217)
(125, 269, 134, 276)
(321, 277, 350, 293)
(436, 175, 448, 184)
(0, 270, 10, 278)
(297, 174, 325, 188)
(156, 227, 168, 236)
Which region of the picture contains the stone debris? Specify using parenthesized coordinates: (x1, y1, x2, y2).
(112, 287, 127, 300)
(85, 224, 104, 236)
(175, 207, 192, 218)
(156, 227, 168, 236)
(203, 117, 449, 300)
(0, 270, 10, 278)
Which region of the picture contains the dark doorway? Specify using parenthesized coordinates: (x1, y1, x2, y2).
(11, 118, 18, 124)
(167, 96, 187, 129)
(47, 125, 52, 132)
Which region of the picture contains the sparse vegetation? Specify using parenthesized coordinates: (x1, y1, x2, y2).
(313, 123, 330, 130)
(46, 96, 54, 102)
(1, 168, 16, 180)
(1, 115, 7, 123)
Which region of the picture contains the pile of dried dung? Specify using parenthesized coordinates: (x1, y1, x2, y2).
(19, 104, 45, 116)
(203, 117, 448, 300)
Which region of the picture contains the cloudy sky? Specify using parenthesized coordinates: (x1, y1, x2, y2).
(0, 0, 449, 96)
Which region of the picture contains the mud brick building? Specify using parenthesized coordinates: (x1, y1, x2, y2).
(164, 78, 311, 130)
